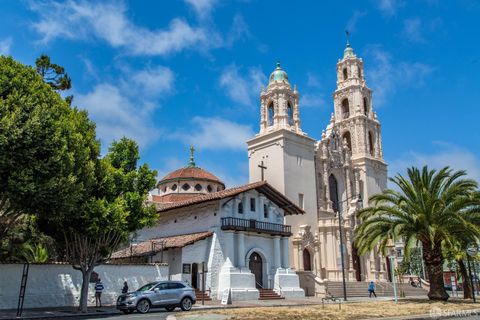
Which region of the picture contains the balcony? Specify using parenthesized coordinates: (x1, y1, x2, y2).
(221, 217, 292, 236)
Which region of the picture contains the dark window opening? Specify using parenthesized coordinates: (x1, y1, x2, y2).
(263, 204, 268, 218)
(238, 202, 243, 214)
(268, 103, 274, 126)
(250, 198, 256, 212)
(341, 99, 349, 119)
(329, 174, 339, 212)
(343, 68, 348, 80)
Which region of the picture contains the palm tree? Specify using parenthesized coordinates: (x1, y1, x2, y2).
(355, 166, 480, 301)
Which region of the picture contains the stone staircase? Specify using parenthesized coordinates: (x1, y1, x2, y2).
(195, 289, 212, 301)
(326, 281, 427, 298)
(259, 288, 284, 300)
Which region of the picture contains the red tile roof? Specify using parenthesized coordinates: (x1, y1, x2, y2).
(151, 193, 201, 203)
(152, 181, 305, 216)
(158, 167, 224, 187)
(111, 231, 213, 259)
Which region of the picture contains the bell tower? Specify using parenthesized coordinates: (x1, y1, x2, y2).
(247, 62, 318, 265)
(332, 37, 387, 205)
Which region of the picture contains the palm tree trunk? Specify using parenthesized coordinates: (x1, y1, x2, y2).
(423, 244, 449, 301)
(457, 259, 472, 299)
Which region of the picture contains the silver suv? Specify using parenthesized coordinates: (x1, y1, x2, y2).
(116, 281, 196, 314)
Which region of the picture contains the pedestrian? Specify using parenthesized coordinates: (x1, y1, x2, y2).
(368, 281, 377, 298)
(95, 278, 104, 308)
(122, 281, 129, 294)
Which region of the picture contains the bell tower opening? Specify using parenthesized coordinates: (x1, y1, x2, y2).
(268, 103, 274, 126)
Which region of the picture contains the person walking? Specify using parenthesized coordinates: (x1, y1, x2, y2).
(368, 281, 377, 298)
(122, 281, 129, 294)
(95, 278, 104, 308)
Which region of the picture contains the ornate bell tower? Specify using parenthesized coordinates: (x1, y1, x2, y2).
(247, 62, 318, 270)
(332, 38, 387, 205)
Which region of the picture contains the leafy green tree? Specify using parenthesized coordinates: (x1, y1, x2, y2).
(35, 54, 73, 104)
(0, 56, 99, 243)
(355, 166, 480, 301)
(19, 243, 49, 263)
(62, 137, 157, 312)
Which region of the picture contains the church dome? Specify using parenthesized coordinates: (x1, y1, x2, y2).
(154, 147, 225, 203)
(269, 62, 289, 84)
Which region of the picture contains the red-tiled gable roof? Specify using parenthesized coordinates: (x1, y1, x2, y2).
(111, 231, 213, 259)
(158, 167, 224, 187)
(152, 181, 304, 216)
(151, 193, 202, 203)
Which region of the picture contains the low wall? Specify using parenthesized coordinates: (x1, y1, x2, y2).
(0, 263, 169, 310)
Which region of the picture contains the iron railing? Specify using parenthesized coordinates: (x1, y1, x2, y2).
(221, 217, 292, 236)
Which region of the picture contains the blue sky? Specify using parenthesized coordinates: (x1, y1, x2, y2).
(1, 0, 479, 187)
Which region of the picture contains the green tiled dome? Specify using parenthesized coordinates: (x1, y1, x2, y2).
(269, 62, 289, 84)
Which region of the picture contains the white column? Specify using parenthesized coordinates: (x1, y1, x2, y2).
(237, 232, 245, 269)
(224, 232, 235, 265)
(281, 237, 289, 268)
(273, 236, 281, 270)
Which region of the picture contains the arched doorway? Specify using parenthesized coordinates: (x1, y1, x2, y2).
(351, 243, 362, 281)
(303, 248, 312, 271)
(191, 263, 198, 289)
(249, 252, 263, 288)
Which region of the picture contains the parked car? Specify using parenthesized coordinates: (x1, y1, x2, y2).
(116, 281, 196, 314)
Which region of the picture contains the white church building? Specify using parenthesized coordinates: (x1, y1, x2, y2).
(112, 40, 391, 300)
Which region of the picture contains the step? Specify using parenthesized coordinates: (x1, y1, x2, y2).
(258, 289, 284, 300)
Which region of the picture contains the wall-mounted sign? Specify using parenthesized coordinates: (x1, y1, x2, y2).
(182, 264, 191, 274)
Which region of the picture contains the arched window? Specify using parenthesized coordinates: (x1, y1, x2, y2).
(194, 184, 202, 191)
(238, 202, 243, 214)
(329, 174, 339, 212)
(358, 66, 362, 79)
(341, 99, 350, 119)
(263, 204, 268, 219)
(368, 132, 375, 156)
(342, 131, 352, 151)
(182, 183, 190, 191)
(287, 103, 293, 126)
(171, 184, 177, 191)
(343, 68, 348, 80)
(363, 97, 369, 115)
(268, 103, 274, 126)
(303, 248, 312, 271)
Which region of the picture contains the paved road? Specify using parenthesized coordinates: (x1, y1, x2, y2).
(72, 310, 176, 320)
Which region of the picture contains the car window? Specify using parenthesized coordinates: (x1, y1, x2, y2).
(137, 283, 157, 292)
(155, 283, 169, 290)
(167, 282, 185, 289)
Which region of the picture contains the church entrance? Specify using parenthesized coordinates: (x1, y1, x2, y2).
(303, 248, 312, 271)
(351, 243, 362, 281)
(249, 252, 263, 288)
(191, 263, 198, 289)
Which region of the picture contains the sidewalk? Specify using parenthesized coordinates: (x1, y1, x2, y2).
(0, 296, 424, 320)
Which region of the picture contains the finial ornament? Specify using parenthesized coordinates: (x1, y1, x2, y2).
(345, 30, 350, 47)
(188, 146, 196, 167)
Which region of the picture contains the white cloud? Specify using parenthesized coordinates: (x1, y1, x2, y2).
(388, 143, 480, 183)
(170, 117, 254, 151)
(301, 93, 326, 108)
(307, 73, 322, 88)
(402, 18, 425, 43)
(365, 46, 433, 106)
(128, 66, 175, 97)
(29, 1, 215, 56)
(75, 83, 161, 148)
(375, 0, 404, 16)
(346, 10, 367, 32)
(0, 37, 12, 55)
(219, 64, 266, 106)
(184, 0, 217, 19)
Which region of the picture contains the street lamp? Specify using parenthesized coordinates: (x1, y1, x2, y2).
(336, 193, 363, 301)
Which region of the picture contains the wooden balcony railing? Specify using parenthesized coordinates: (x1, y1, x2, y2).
(221, 217, 292, 236)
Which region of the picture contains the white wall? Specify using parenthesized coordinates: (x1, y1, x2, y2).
(0, 263, 168, 310)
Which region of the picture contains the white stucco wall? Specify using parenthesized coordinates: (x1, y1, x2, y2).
(0, 263, 168, 310)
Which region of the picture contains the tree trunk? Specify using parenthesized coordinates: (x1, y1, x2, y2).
(457, 259, 472, 299)
(423, 244, 449, 301)
(78, 267, 94, 313)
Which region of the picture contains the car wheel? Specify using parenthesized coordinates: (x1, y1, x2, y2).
(165, 306, 176, 312)
(180, 297, 193, 311)
(136, 299, 151, 314)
